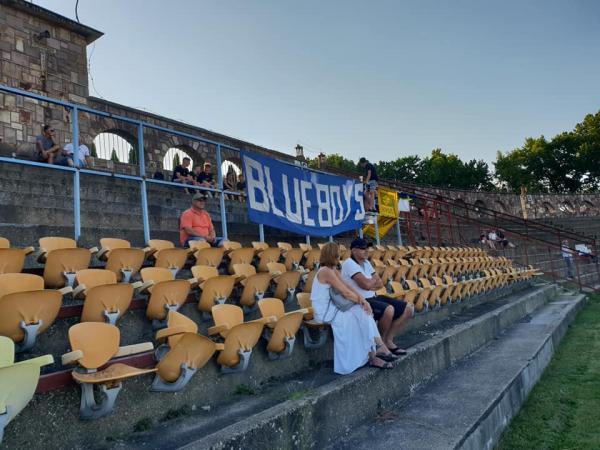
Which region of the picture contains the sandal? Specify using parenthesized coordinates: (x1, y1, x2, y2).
(375, 352, 398, 362)
(388, 347, 408, 356)
(369, 360, 394, 370)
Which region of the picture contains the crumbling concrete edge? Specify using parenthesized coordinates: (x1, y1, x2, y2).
(179, 283, 558, 450)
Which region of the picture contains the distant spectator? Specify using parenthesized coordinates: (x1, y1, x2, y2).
(179, 193, 222, 247)
(496, 229, 515, 248)
(223, 167, 237, 200)
(561, 240, 575, 280)
(358, 157, 378, 213)
(575, 243, 596, 262)
(487, 229, 497, 250)
(35, 125, 61, 164)
(236, 173, 247, 202)
(172, 157, 194, 184)
(195, 161, 217, 190)
(57, 142, 91, 168)
(153, 170, 165, 180)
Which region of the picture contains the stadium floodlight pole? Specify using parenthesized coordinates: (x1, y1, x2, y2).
(396, 218, 403, 246)
(259, 223, 265, 242)
(216, 144, 228, 240)
(138, 123, 151, 243)
(72, 105, 81, 241)
(374, 214, 380, 245)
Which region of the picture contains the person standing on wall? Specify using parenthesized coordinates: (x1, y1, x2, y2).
(561, 239, 575, 280)
(359, 157, 378, 213)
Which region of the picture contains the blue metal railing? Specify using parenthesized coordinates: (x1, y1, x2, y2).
(0, 83, 391, 246)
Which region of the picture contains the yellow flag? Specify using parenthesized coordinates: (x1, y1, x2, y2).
(363, 187, 398, 238)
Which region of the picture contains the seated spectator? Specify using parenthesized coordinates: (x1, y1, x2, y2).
(496, 229, 515, 248)
(57, 142, 91, 168)
(179, 193, 222, 247)
(223, 167, 237, 200)
(311, 242, 396, 374)
(153, 170, 165, 180)
(172, 157, 194, 185)
(486, 230, 497, 249)
(575, 243, 596, 262)
(35, 125, 61, 164)
(195, 161, 217, 191)
(479, 233, 488, 247)
(236, 173, 247, 202)
(341, 238, 413, 355)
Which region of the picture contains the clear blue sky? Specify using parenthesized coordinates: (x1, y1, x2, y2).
(35, 0, 600, 165)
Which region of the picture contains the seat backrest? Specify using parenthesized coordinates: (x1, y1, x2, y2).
(303, 270, 317, 293)
(405, 280, 420, 290)
(156, 333, 216, 383)
(217, 320, 264, 368)
(222, 240, 242, 251)
(277, 242, 293, 252)
(299, 243, 312, 253)
(39, 236, 77, 253)
(267, 262, 287, 275)
(0, 273, 44, 298)
(251, 241, 269, 251)
(199, 276, 236, 312)
(228, 248, 255, 267)
(419, 278, 432, 288)
(140, 267, 174, 283)
(258, 297, 285, 320)
(68, 322, 120, 369)
(0, 237, 9, 249)
(296, 292, 312, 310)
(0, 248, 26, 274)
(0, 362, 40, 424)
(75, 269, 117, 291)
(43, 248, 91, 288)
(146, 280, 190, 320)
(303, 249, 321, 270)
(191, 265, 219, 282)
(0, 335, 15, 367)
(99, 238, 131, 251)
(155, 248, 188, 270)
(239, 273, 272, 306)
(211, 304, 244, 329)
(195, 248, 225, 267)
(233, 263, 257, 278)
(81, 284, 134, 323)
(267, 311, 304, 353)
(147, 239, 175, 252)
(273, 271, 301, 300)
(163, 311, 198, 348)
(257, 248, 281, 272)
(283, 248, 305, 271)
(0, 290, 62, 342)
(189, 240, 211, 252)
(105, 248, 145, 280)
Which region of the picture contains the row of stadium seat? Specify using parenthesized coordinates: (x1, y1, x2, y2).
(0, 235, 539, 441)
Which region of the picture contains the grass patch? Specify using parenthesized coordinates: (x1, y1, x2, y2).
(288, 389, 311, 401)
(160, 405, 192, 422)
(233, 384, 256, 396)
(497, 294, 600, 450)
(133, 418, 153, 432)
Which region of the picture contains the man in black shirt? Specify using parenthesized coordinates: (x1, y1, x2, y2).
(359, 157, 378, 213)
(195, 162, 217, 189)
(236, 173, 246, 202)
(172, 157, 193, 183)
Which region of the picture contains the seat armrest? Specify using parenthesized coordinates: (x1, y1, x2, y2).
(59, 286, 74, 295)
(208, 324, 229, 336)
(62, 350, 84, 365)
(214, 343, 225, 351)
(135, 280, 154, 293)
(15, 354, 54, 368)
(96, 248, 109, 260)
(23, 246, 35, 255)
(259, 315, 277, 324)
(89, 246, 99, 254)
(295, 308, 310, 315)
(131, 281, 143, 289)
(187, 277, 198, 287)
(114, 342, 154, 358)
(155, 326, 189, 342)
(71, 284, 85, 297)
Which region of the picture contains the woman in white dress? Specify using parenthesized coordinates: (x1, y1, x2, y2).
(311, 242, 396, 374)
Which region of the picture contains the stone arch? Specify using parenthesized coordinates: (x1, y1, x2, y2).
(162, 145, 195, 171)
(558, 200, 575, 214)
(92, 129, 137, 163)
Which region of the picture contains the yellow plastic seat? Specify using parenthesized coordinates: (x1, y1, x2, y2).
(194, 247, 225, 268)
(96, 238, 131, 261)
(154, 311, 199, 359)
(221, 240, 242, 251)
(154, 248, 188, 277)
(0, 249, 26, 275)
(42, 248, 92, 288)
(197, 275, 237, 315)
(257, 298, 307, 359)
(267, 263, 302, 303)
(105, 248, 145, 282)
(277, 242, 293, 252)
(208, 304, 268, 374)
(303, 249, 321, 271)
(146, 280, 191, 328)
(62, 322, 155, 420)
(302, 270, 317, 293)
(295, 293, 329, 349)
(80, 283, 133, 325)
(283, 247, 304, 270)
(189, 240, 211, 253)
(144, 239, 174, 259)
(151, 332, 217, 392)
(227, 248, 255, 274)
(37, 236, 76, 263)
(389, 281, 419, 306)
(251, 241, 269, 253)
(72, 269, 118, 299)
(233, 263, 272, 309)
(256, 247, 281, 272)
(298, 243, 312, 253)
(0, 336, 53, 444)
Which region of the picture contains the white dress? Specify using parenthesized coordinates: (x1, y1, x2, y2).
(311, 268, 380, 375)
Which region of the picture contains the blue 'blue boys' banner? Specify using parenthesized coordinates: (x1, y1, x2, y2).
(241, 151, 365, 237)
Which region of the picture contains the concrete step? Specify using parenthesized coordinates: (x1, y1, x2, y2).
(105, 284, 559, 450)
(330, 291, 586, 450)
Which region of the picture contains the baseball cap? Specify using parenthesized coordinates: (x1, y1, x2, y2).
(350, 238, 372, 249)
(192, 193, 208, 201)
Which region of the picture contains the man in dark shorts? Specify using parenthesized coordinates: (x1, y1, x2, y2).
(341, 238, 413, 355)
(358, 157, 378, 213)
(172, 157, 194, 184)
(35, 125, 62, 164)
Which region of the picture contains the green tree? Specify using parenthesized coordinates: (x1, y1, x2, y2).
(110, 148, 119, 163)
(307, 153, 359, 173)
(172, 153, 181, 170)
(128, 147, 138, 165)
(89, 142, 98, 158)
(378, 155, 421, 182)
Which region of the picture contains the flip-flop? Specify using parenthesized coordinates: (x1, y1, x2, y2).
(389, 347, 408, 356)
(369, 361, 394, 370)
(375, 352, 398, 362)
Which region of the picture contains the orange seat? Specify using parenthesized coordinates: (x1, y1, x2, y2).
(105, 248, 145, 282)
(257, 298, 307, 359)
(42, 248, 91, 288)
